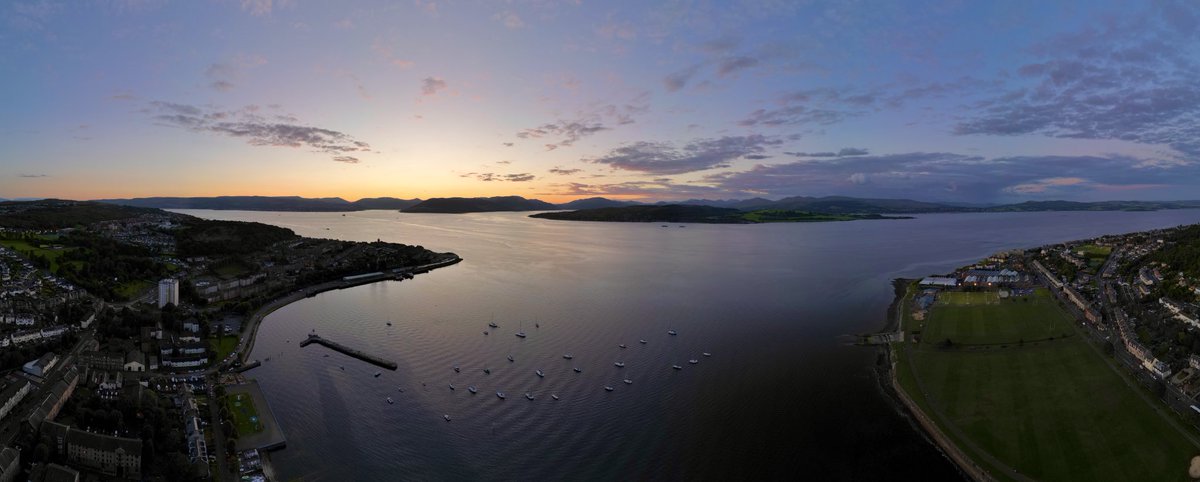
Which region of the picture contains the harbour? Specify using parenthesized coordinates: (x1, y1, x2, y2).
(299, 334, 399, 371)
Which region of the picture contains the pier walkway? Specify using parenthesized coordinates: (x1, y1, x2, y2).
(300, 333, 399, 370)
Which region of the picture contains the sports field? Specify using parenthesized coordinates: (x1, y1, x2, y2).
(922, 289, 1070, 345)
(897, 285, 1199, 481)
(225, 392, 264, 436)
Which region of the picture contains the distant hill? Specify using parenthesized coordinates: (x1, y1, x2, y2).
(984, 200, 1200, 212)
(557, 197, 641, 210)
(97, 196, 422, 212)
(530, 205, 907, 224)
(0, 199, 164, 229)
(403, 196, 557, 213)
(532, 205, 744, 223)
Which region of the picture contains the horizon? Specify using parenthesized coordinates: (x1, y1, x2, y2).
(3, 1, 1200, 203)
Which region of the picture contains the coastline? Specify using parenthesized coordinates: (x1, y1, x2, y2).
(877, 279, 993, 482)
(232, 255, 463, 367)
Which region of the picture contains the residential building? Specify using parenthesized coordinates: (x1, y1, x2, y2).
(23, 352, 59, 377)
(78, 351, 124, 371)
(43, 463, 80, 482)
(158, 278, 179, 308)
(42, 421, 143, 479)
(0, 379, 31, 421)
(0, 446, 19, 482)
(123, 351, 146, 372)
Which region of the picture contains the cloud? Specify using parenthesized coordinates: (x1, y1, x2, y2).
(1004, 177, 1086, 194)
(421, 77, 447, 96)
(785, 147, 869, 157)
(495, 160, 512, 165)
(716, 56, 759, 76)
(664, 65, 701, 92)
(502, 142, 514, 147)
(18, 173, 49, 178)
(701, 152, 1196, 202)
(515, 92, 650, 149)
(493, 11, 524, 29)
(147, 101, 371, 162)
(587, 135, 779, 175)
(332, 156, 360, 164)
(205, 53, 266, 92)
(517, 121, 607, 150)
(954, 7, 1200, 159)
(549, 167, 582, 175)
(461, 172, 536, 182)
(240, 0, 292, 16)
(546, 180, 739, 200)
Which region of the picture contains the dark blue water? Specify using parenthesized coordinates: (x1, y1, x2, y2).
(181, 209, 1200, 481)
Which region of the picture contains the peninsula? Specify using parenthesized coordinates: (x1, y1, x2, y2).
(530, 205, 909, 223)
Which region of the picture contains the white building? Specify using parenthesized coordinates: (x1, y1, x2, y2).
(23, 353, 59, 377)
(158, 278, 179, 308)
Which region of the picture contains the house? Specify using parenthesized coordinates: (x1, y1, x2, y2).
(78, 351, 124, 371)
(919, 277, 958, 288)
(41, 421, 142, 479)
(0, 379, 31, 421)
(23, 352, 59, 377)
(42, 463, 80, 482)
(0, 446, 19, 482)
(124, 351, 146, 372)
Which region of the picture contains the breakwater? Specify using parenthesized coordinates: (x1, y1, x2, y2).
(299, 333, 399, 370)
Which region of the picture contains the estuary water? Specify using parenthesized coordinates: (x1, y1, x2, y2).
(179, 208, 1200, 481)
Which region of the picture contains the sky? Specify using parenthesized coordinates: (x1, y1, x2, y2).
(2, 0, 1199, 204)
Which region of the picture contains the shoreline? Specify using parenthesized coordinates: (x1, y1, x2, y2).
(232, 255, 463, 367)
(876, 279, 992, 482)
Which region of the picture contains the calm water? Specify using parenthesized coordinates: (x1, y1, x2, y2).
(180, 209, 1200, 481)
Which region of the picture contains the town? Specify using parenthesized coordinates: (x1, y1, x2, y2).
(0, 200, 458, 481)
(894, 222, 1200, 480)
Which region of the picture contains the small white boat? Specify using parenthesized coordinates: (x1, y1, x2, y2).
(386, 397, 394, 404)
(604, 386, 614, 392)
(374, 372, 381, 377)
(443, 414, 452, 422)
(614, 362, 625, 368)
(398, 387, 405, 392)
(497, 391, 506, 399)
(525, 392, 535, 400)
(488, 322, 498, 328)
(551, 394, 560, 401)
(672, 365, 682, 370)
(468, 386, 478, 394)
(340, 366, 345, 370)
(453, 366, 460, 373)
(668, 330, 677, 336)
(536, 370, 544, 378)
(484, 368, 491, 374)
(619, 344, 627, 349)
(515, 332, 527, 338)
(507, 355, 514, 362)
(449, 383, 455, 390)
(386, 322, 392, 326)
(703, 352, 711, 357)
(484, 331, 489, 335)
(639, 339, 647, 344)
(562, 354, 573, 359)
(573, 367, 582, 373)
(623, 379, 632, 385)
(688, 359, 699, 364)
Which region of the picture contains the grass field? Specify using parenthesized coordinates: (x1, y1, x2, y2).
(939, 291, 1000, 306)
(114, 280, 151, 300)
(1077, 244, 1112, 272)
(896, 285, 1199, 481)
(0, 238, 74, 273)
(210, 336, 238, 362)
(922, 289, 1070, 345)
(225, 392, 264, 436)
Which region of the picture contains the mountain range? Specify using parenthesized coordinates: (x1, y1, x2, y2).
(93, 195, 1200, 214)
